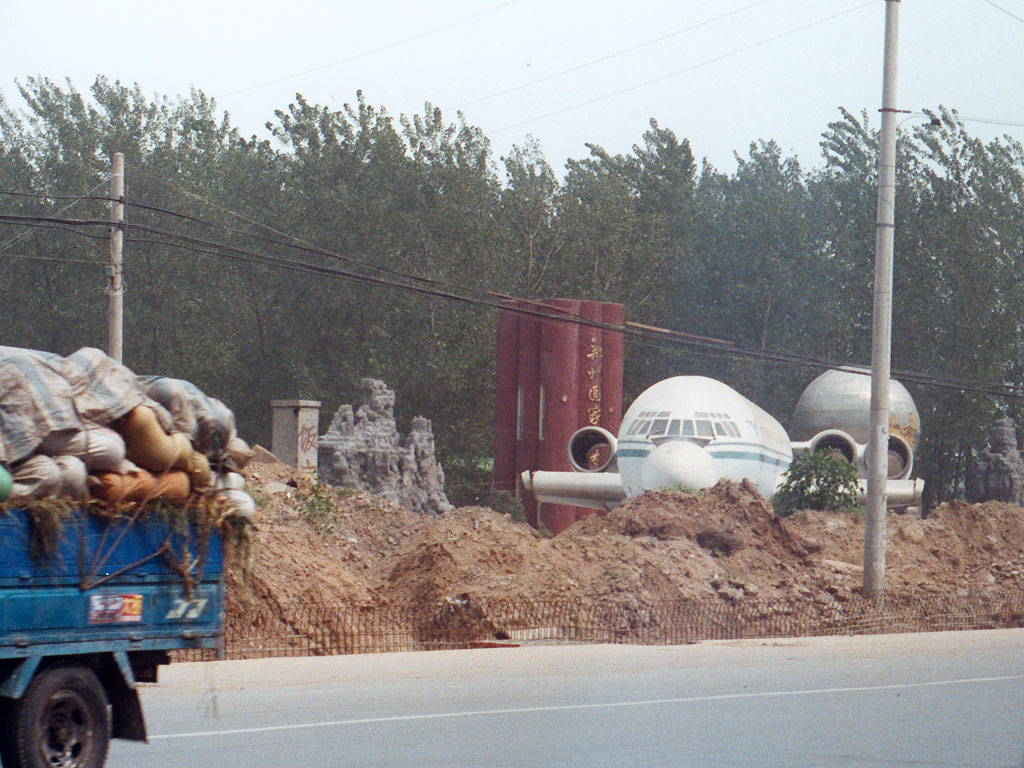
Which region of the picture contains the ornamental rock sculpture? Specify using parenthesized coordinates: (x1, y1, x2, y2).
(317, 378, 453, 515)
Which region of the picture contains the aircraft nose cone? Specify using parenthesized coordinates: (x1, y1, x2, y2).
(640, 440, 718, 493)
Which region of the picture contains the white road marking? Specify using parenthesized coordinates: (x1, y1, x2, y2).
(149, 673, 1024, 740)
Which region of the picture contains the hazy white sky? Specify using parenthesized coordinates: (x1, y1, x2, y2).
(3, 0, 1023, 174)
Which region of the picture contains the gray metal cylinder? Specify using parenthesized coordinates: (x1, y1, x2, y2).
(790, 368, 920, 450)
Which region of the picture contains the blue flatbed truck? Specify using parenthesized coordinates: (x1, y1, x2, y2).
(0, 508, 224, 768)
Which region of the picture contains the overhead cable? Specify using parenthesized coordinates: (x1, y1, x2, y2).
(0, 252, 105, 265)
(218, 0, 524, 98)
(982, 0, 1024, 25)
(0, 214, 111, 228)
(6, 202, 1022, 400)
(447, 0, 774, 111)
(0, 190, 114, 203)
(0, 219, 112, 242)
(490, 0, 878, 135)
(0, 178, 108, 253)
(122, 219, 1024, 400)
(125, 198, 450, 289)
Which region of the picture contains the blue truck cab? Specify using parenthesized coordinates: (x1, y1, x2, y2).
(0, 508, 224, 768)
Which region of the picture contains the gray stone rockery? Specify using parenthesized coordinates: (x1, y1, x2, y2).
(317, 378, 453, 515)
(966, 417, 1024, 506)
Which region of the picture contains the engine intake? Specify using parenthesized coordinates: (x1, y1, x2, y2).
(878, 434, 913, 480)
(794, 429, 914, 481)
(803, 429, 863, 467)
(567, 426, 617, 473)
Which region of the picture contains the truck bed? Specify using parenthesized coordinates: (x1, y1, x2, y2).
(0, 509, 223, 657)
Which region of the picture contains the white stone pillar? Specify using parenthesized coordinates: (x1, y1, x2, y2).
(271, 399, 322, 470)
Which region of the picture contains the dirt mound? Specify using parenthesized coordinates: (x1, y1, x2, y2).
(227, 467, 1024, 642)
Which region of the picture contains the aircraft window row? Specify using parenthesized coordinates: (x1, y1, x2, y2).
(714, 421, 741, 437)
(626, 417, 741, 439)
(634, 410, 671, 419)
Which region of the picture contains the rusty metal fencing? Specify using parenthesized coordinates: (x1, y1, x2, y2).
(179, 590, 1024, 661)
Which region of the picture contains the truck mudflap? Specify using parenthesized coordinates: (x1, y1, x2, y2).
(0, 651, 148, 742)
(0, 655, 41, 699)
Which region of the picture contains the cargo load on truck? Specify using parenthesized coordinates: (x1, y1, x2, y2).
(0, 345, 255, 517)
(0, 345, 250, 768)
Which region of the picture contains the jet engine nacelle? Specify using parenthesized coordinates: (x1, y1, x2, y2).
(567, 426, 617, 473)
(792, 429, 914, 481)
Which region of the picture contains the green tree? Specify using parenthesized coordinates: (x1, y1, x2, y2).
(773, 450, 859, 517)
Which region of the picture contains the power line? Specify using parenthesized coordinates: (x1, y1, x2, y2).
(218, 0, 524, 99)
(7, 202, 1023, 400)
(489, 0, 878, 135)
(0, 190, 114, 203)
(982, 0, 1024, 25)
(909, 110, 1024, 131)
(447, 0, 774, 112)
(0, 252, 105, 265)
(120, 217, 1024, 400)
(129, 169, 456, 291)
(0, 219, 111, 242)
(957, 115, 1024, 129)
(0, 178, 108, 252)
(0, 214, 111, 228)
(125, 198, 450, 291)
(126, 222, 459, 298)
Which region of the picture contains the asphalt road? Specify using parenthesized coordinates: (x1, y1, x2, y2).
(108, 629, 1024, 768)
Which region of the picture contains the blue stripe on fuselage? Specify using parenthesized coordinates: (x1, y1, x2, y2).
(617, 439, 791, 469)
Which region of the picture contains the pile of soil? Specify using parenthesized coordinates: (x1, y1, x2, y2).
(226, 463, 1024, 641)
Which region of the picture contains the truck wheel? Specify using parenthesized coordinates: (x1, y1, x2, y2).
(13, 666, 110, 768)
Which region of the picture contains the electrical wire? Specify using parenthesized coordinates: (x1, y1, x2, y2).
(127, 222, 452, 300)
(0, 178, 108, 252)
(129, 170, 456, 291)
(121, 218, 1024, 400)
(489, 0, 878, 135)
(447, 0, 775, 111)
(956, 115, 1024, 129)
(0, 190, 115, 203)
(218, 0, 524, 98)
(0, 214, 112, 228)
(0, 252, 105, 266)
(982, 0, 1024, 25)
(0, 220, 112, 242)
(6, 199, 1022, 400)
(124, 198, 451, 290)
(908, 110, 1024, 131)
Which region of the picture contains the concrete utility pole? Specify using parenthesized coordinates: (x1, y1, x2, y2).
(107, 152, 125, 362)
(864, 0, 901, 600)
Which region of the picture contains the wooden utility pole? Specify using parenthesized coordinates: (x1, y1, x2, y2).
(864, 0, 901, 600)
(107, 152, 125, 362)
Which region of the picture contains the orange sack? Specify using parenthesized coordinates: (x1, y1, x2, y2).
(90, 468, 191, 505)
(115, 406, 212, 487)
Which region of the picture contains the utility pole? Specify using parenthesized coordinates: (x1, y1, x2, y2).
(107, 152, 125, 362)
(864, 0, 901, 600)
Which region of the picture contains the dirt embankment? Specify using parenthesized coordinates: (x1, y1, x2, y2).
(226, 464, 1024, 638)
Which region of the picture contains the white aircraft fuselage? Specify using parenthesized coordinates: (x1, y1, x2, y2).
(521, 373, 924, 512)
(615, 376, 792, 500)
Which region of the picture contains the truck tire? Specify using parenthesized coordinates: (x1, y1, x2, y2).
(12, 666, 110, 768)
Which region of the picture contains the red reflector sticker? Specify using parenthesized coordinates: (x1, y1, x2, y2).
(88, 594, 143, 624)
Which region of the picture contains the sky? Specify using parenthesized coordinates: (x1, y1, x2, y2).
(2, 0, 1024, 176)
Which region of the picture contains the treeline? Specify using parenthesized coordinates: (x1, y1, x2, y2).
(2, 76, 1023, 507)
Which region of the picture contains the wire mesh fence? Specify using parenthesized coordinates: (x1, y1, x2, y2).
(178, 590, 1024, 661)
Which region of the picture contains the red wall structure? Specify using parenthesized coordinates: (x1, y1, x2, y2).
(493, 299, 624, 534)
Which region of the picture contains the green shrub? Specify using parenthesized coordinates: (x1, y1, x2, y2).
(773, 450, 858, 517)
(295, 482, 352, 535)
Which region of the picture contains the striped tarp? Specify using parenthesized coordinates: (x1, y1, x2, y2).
(0, 346, 146, 463)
